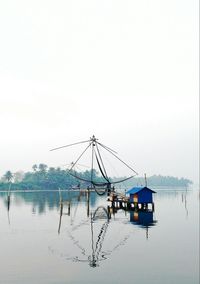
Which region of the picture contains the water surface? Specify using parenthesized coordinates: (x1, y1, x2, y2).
(0, 188, 199, 284)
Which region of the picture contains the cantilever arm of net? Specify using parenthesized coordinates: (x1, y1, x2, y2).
(98, 145, 138, 175)
(50, 139, 91, 151)
(97, 142, 118, 154)
(69, 142, 93, 171)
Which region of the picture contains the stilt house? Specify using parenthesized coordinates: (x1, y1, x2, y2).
(126, 186, 156, 204)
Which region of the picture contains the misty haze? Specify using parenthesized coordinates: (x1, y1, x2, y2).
(0, 0, 199, 284)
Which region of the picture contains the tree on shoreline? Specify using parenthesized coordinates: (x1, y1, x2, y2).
(0, 164, 193, 190)
(4, 171, 13, 183)
(32, 164, 37, 172)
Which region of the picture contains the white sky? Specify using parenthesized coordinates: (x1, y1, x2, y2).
(0, 0, 199, 183)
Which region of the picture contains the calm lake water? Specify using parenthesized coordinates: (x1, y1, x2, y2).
(0, 188, 199, 284)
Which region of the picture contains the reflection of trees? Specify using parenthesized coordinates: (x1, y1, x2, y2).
(154, 189, 191, 200)
(0, 191, 99, 215)
(0, 188, 191, 217)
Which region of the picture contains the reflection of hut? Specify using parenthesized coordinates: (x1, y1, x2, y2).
(130, 210, 157, 239)
(130, 211, 155, 227)
(126, 186, 156, 208)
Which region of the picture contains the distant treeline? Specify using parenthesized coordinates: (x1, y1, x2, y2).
(0, 164, 192, 190)
(121, 175, 192, 188)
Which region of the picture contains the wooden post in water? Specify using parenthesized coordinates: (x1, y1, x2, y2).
(7, 182, 12, 211)
(68, 201, 71, 216)
(7, 195, 10, 211)
(58, 187, 62, 204)
(58, 201, 63, 234)
(86, 188, 90, 217)
(107, 206, 111, 219)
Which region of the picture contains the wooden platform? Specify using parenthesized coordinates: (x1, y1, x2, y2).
(108, 192, 155, 212)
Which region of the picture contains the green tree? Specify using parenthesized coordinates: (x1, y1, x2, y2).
(32, 164, 37, 172)
(38, 164, 48, 173)
(13, 171, 24, 183)
(4, 171, 13, 182)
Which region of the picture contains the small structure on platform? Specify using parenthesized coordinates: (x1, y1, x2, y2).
(126, 186, 156, 210)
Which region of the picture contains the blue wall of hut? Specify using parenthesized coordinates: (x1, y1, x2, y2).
(130, 188, 153, 203)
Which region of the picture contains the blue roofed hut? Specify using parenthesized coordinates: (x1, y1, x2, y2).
(126, 186, 156, 209)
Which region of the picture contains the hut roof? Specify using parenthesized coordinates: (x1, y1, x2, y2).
(126, 186, 156, 195)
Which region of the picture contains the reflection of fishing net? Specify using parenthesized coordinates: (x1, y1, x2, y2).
(92, 206, 109, 221)
(49, 206, 138, 268)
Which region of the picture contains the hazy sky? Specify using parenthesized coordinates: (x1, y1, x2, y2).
(0, 0, 199, 183)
